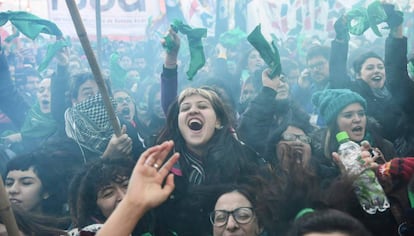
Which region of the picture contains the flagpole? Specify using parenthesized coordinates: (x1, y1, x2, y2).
(96, 0, 102, 66)
(65, 0, 122, 137)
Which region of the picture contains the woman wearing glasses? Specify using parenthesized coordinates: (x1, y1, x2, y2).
(210, 185, 265, 236)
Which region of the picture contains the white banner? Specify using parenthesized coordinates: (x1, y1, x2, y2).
(48, 0, 162, 39)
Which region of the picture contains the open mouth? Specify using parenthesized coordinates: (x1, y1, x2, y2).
(371, 76, 382, 81)
(292, 148, 303, 164)
(41, 100, 50, 105)
(188, 118, 203, 131)
(121, 107, 130, 116)
(351, 126, 364, 134)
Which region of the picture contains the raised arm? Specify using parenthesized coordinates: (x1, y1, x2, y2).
(384, 15, 414, 115)
(237, 69, 282, 155)
(50, 46, 71, 133)
(0, 48, 29, 129)
(161, 28, 180, 115)
(329, 15, 352, 89)
(96, 141, 180, 236)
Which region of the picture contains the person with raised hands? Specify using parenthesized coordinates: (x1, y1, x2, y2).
(96, 140, 179, 236)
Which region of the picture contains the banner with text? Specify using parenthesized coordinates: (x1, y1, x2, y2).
(48, 0, 161, 39)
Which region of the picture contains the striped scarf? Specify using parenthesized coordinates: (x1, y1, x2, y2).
(181, 149, 205, 185)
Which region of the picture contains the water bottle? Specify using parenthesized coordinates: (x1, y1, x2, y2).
(336, 131, 390, 214)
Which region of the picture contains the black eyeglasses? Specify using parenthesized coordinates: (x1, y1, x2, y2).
(115, 96, 132, 104)
(281, 133, 311, 144)
(209, 207, 255, 227)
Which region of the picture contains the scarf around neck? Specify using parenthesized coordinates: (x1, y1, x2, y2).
(21, 103, 57, 139)
(65, 94, 117, 155)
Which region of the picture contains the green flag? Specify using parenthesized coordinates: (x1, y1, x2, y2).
(37, 40, 68, 72)
(247, 25, 281, 78)
(164, 20, 207, 80)
(367, 1, 388, 37)
(0, 11, 62, 40)
(346, 7, 370, 36)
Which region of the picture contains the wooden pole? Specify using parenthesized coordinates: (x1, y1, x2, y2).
(95, 0, 102, 66)
(0, 176, 20, 236)
(65, 0, 121, 136)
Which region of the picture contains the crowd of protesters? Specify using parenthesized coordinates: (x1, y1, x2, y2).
(1, 2, 414, 236)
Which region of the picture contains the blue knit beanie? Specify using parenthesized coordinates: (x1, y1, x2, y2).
(312, 89, 367, 124)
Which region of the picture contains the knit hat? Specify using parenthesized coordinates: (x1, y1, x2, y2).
(312, 89, 367, 124)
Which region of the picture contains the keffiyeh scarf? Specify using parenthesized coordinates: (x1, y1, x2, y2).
(65, 94, 117, 155)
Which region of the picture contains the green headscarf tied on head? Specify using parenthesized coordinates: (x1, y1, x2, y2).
(163, 19, 207, 80)
(247, 24, 281, 78)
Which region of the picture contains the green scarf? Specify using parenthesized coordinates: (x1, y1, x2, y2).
(20, 103, 57, 139)
(163, 20, 207, 80)
(0, 11, 62, 40)
(346, 1, 387, 37)
(0, 11, 66, 72)
(38, 39, 68, 72)
(247, 24, 281, 78)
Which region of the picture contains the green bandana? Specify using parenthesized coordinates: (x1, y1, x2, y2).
(346, 7, 370, 36)
(0, 11, 62, 40)
(20, 103, 57, 139)
(247, 24, 281, 78)
(163, 20, 207, 80)
(367, 1, 388, 37)
(0, 11, 66, 72)
(346, 1, 388, 37)
(38, 39, 68, 72)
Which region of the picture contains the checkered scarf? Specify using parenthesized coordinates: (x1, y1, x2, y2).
(65, 94, 117, 155)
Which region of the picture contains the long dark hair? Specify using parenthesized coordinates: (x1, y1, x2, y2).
(156, 87, 263, 184)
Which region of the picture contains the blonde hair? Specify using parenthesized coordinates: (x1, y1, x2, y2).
(178, 87, 218, 105)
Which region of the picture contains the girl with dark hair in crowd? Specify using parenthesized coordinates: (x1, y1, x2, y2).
(310, 88, 414, 235)
(5, 152, 70, 218)
(329, 5, 414, 156)
(68, 156, 156, 235)
(154, 27, 265, 235)
(311, 89, 396, 182)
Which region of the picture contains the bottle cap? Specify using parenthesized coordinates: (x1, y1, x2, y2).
(336, 131, 349, 142)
